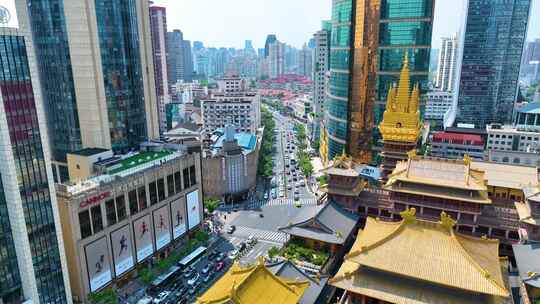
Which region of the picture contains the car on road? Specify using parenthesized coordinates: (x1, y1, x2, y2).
(226, 225, 236, 234)
(216, 252, 226, 262)
(182, 266, 194, 278)
(228, 250, 239, 260)
(203, 273, 213, 283)
(214, 261, 225, 272)
(201, 263, 212, 274)
(238, 242, 247, 252)
(152, 291, 170, 303)
(137, 296, 153, 304)
(287, 185, 292, 190)
(247, 235, 257, 245)
(294, 194, 300, 201)
(187, 273, 200, 286)
(264, 193, 268, 199)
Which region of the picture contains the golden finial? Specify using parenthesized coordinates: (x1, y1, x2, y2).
(439, 211, 456, 229)
(463, 154, 471, 166)
(407, 149, 417, 159)
(385, 85, 397, 112)
(400, 208, 416, 223)
(409, 83, 420, 114)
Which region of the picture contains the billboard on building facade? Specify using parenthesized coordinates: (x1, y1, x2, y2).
(153, 205, 172, 251)
(133, 214, 154, 262)
(84, 236, 112, 292)
(110, 224, 134, 277)
(170, 198, 187, 239)
(186, 190, 201, 229)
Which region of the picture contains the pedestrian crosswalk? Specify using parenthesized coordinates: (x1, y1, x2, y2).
(233, 225, 289, 244)
(247, 197, 318, 209)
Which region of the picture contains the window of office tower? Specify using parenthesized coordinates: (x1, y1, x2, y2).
(94, 0, 147, 153)
(0, 34, 67, 303)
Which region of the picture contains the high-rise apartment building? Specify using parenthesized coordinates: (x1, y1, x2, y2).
(321, 0, 379, 164)
(19, 0, 159, 181)
(264, 34, 277, 58)
(167, 30, 183, 85)
(268, 41, 285, 79)
(435, 35, 457, 92)
(375, 0, 434, 124)
(202, 76, 261, 135)
(0, 27, 71, 304)
(311, 26, 330, 144)
(455, 0, 532, 127)
(297, 45, 313, 79)
(150, 6, 170, 134)
(183, 40, 194, 82)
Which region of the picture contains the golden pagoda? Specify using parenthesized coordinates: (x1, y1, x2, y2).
(378, 53, 422, 181)
(330, 209, 511, 304)
(196, 257, 309, 304)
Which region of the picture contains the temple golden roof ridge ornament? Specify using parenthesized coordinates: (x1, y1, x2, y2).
(400, 208, 417, 223)
(440, 211, 457, 229)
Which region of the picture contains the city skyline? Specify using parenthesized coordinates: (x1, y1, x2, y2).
(137, 0, 539, 50)
(2, 0, 540, 49)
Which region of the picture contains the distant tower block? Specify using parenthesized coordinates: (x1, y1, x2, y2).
(378, 54, 422, 181)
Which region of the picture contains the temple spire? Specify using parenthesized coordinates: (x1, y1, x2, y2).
(395, 52, 411, 112)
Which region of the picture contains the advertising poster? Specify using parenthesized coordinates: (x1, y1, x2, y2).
(110, 225, 134, 277)
(84, 237, 112, 292)
(133, 214, 154, 262)
(186, 190, 201, 229)
(153, 205, 172, 251)
(170, 198, 187, 239)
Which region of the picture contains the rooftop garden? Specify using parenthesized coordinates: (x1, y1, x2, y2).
(108, 151, 172, 174)
(281, 239, 329, 266)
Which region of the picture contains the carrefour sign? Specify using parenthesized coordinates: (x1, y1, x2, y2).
(79, 192, 111, 209)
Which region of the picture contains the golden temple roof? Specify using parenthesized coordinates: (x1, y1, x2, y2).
(197, 257, 309, 304)
(386, 155, 487, 194)
(330, 209, 510, 303)
(379, 54, 422, 143)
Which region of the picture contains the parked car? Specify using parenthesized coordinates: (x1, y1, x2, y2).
(264, 193, 269, 199)
(152, 291, 170, 303)
(216, 252, 226, 262)
(214, 261, 225, 272)
(187, 273, 200, 286)
(228, 250, 239, 260)
(182, 266, 194, 278)
(201, 263, 212, 274)
(226, 225, 236, 234)
(203, 273, 213, 283)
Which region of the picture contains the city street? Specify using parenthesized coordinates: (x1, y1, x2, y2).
(214, 107, 320, 266)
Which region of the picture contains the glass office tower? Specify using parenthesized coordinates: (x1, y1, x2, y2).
(26, 0, 82, 163)
(375, 0, 434, 124)
(0, 29, 70, 304)
(22, 0, 158, 181)
(323, 0, 378, 162)
(456, 0, 531, 127)
(94, 0, 149, 151)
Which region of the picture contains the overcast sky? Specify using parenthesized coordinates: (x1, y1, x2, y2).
(1, 0, 538, 49)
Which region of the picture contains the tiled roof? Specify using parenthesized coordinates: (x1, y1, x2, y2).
(197, 257, 309, 304)
(267, 260, 329, 304)
(278, 201, 359, 244)
(330, 210, 510, 301)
